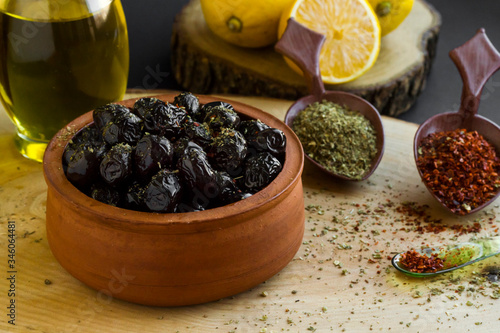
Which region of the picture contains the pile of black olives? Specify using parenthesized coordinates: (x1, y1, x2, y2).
(63, 92, 287, 213)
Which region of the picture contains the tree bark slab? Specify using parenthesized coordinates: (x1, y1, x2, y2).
(171, 0, 441, 116)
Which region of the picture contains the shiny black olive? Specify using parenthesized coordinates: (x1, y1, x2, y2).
(133, 97, 166, 130)
(173, 92, 201, 119)
(208, 128, 247, 173)
(204, 106, 240, 131)
(199, 101, 234, 123)
(177, 147, 218, 195)
(214, 171, 244, 206)
(72, 124, 103, 146)
(176, 189, 208, 213)
(89, 183, 121, 207)
(247, 128, 286, 155)
(134, 134, 174, 181)
(142, 169, 182, 213)
(93, 103, 130, 130)
(184, 121, 212, 148)
(64, 125, 105, 167)
(243, 152, 282, 191)
(238, 119, 270, 139)
(101, 112, 143, 146)
(65, 143, 103, 189)
(99, 143, 133, 187)
(173, 137, 190, 160)
(202, 101, 234, 112)
(123, 182, 144, 210)
(159, 103, 190, 139)
(136, 99, 189, 140)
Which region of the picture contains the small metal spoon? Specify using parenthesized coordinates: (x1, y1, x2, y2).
(414, 28, 500, 214)
(275, 18, 385, 181)
(392, 237, 500, 277)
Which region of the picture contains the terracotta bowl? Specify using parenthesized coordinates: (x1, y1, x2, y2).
(43, 93, 305, 306)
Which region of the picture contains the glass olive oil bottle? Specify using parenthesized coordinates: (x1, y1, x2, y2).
(0, 0, 129, 161)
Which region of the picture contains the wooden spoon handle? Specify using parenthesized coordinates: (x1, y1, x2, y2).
(274, 18, 326, 100)
(449, 28, 500, 120)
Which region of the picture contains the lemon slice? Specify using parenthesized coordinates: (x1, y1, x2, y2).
(278, 0, 381, 84)
(368, 0, 414, 36)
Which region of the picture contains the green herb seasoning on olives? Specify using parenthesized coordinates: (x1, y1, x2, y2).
(62, 92, 286, 213)
(292, 100, 377, 180)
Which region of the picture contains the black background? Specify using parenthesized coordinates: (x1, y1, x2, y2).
(121, 0, 500, 125)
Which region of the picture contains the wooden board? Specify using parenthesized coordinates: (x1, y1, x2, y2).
(1, 92, 500, 332)
(171, 0, 441, 116)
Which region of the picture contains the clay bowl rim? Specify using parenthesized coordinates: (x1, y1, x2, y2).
(43, 93, 304, 232)
(413, 111, 500, 215)
(284, 90, 385, 181)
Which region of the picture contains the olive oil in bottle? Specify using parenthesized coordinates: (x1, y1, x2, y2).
(0, 0, 129, 161)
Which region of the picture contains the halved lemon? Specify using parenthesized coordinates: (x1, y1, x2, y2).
(278, 0, 381, 84)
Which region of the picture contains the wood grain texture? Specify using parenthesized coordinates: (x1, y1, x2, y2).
(1, 92, 499, 332)
(171, 0, 441, 116)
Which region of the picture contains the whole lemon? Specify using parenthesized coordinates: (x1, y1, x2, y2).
(367, 0, 414, 36)
(201, 0, 295, 48)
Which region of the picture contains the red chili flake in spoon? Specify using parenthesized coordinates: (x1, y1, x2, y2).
(399, 250, 445, 273)
(416, 128, 500, 215)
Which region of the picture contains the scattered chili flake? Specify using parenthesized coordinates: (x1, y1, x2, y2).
(399, 250, 444, 273)
(416, 129, 500, 215)
(395, 202, 483, 235)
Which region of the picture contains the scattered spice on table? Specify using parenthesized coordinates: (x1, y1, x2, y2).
(416, 128, 500, 215)
(398, 250, 444, 273)
(292, 100, 377, 180)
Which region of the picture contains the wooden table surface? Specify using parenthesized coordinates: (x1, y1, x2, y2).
(1, 92, 499, 332)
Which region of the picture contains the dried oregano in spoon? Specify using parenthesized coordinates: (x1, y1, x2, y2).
(292, 100, 377, 180)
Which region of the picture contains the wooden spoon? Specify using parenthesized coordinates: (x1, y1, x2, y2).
(275, 18, 385, 181)
(414, 28, 500, 215)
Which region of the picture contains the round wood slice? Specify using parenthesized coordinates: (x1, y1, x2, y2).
(171, 0, 441, 116)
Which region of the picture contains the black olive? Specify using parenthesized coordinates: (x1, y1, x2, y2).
(208, 128, 247, 173)
(214, 171, 244, 206)
(65, 143, 103, 189)
(176, 189, 208, 213)
(247, 128, 286, 155)
(174, 138, 202, 157)
(173, 92, 201, 119)
(200, 101, 234, 123)
(204, 106, 240, 131)
(101, 112, 143, 146)
(123, 182, 144, 210)
(89, 183, 121, 207)
(93, 103, 130, 130)
(72, 124, 103, 146)
(137, 102, 190, 139)
(133, 97, 166, 130)
(157, 103, 190, 139)
(142, 169, 182, 213)
(134, 134, 174, 181)
(243, 152, 282, 191)
(64, 125, 104, 167)
(238, 119, 270, 139)
(177, 147, 218, 195)
(99, 143, 133, 187)
(172, 136, 190, 160)
(202, 101, 234, 112)
(184, 120, 212, 148)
